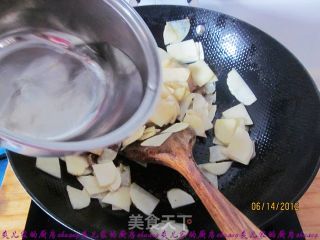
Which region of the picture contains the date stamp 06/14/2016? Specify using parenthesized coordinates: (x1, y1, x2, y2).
(251, 201, 299, 211)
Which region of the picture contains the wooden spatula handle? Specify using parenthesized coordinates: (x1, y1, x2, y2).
(181, 162, 269, 240)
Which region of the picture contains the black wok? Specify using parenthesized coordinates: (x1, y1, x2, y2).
(9, 5, 320, 239)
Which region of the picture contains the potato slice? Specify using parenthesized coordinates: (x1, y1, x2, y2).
(102, 186, 131, 212)
(183, 110, 206, 137)
(141, 132, 172, 147)
(225, 127, 254, 165)
(209, 145, 228, 162)
(130, 183, 160, 215)
(195, 41, 205, 61)
(167, 188, 195, 209)
(36, 157, 61, 179)
(189, 60, 217, 87)
(204, 81, 216, 94)
(66, 186, 90, 210)
(167, 40, 199, 63)
(120, 165, 131, 187)
(149, 96, 179, 127)
(108, 168, 121, 192)
(158, 47, 173, 68)
(139, 126, 159, 141)
(178, 93, 195, 121)
(199, 162, 232, 176)
(150, 221, 189, 240)
(112, 205, 122, 211)
(92, 162, 117, 187)
(173, 87, 187, 101)
(162, 68, 190, 85)
(97, 148, 118, 164)
(162, 123, 189, 134)
(65, 155, 89, 176)
(78, 176, 109, 195)
(222, 103, 253, 125)
(214, 119, 237, 144)
(227, 69, 257, 105)
(163, 19, 190, 45)
(235, 118, 246, 130)
(208, 104, 217, 122)
(201, 169, 218, 188)
(122, 125, 146, 149)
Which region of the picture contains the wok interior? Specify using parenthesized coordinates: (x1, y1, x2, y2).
(9, 5, 320, 235)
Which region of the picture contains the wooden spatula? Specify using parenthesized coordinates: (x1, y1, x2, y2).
(124, 128, 268, 239)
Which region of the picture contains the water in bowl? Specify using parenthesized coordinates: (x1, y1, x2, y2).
(0, 30, 130, 140)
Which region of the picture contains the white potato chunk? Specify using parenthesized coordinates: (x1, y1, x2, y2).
(122, 125, 146, 149)
(150, 221, 189, 240)
(195, 41, 205, 61)
(201, 169, 218, 188)
(102, 186, 131, 212)
(162, 123, 189, 133)
(158, 47, 173, 68)
(108, 168, 122, 192)
(227, 69, 257, 105)
(78, 176, 109, 195)
(92, 162, 117, 187)
(36, 157, 61, 179)
(141, 132, 172, 147)
(199, 162, 232, 176)
(209, 145, 228, 162)
(97, 148, 118, 164)
(167, 40, 199, 63)
(214, 119, 237, 144)
(139, 126, 159, 141)
(183, 110, 206, 137)
(225, 127, 254, 165)
(188, 60, 217, 87)
(222, 104, 253, 125)
(130, 183, 160, 215)
(164, 19, 190, 45)
(120, 165, 131, 187)
(66, 186, 90, 210)
(162, 68, 190, 85)
(150, 96, 179, 127)
(65, 155, 89, 176)
(167, 188, 195, 209)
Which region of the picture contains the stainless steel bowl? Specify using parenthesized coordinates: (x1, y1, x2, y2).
(0, 0, 161, 156)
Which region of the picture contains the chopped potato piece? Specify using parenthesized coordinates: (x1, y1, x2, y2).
(66, 186, 90, 210)
(225, 127, 254, 165)
(167, 40, 199, 63)
(183, 110, 206, 137)
(108, 168, 122, 192)
(120, 165, 131, 187)
(92, 162, 117, 187)
(222, 103, 253, 125)
(102, 186, 131, 212)
(162, 123, 189, 133)
(167, 188, 195, 209)
(122, 125, 146, 149)
(130, 183, 159, 215)
(162, 68, 190, 85)
(36, 157, 61, 179)
(139, 126, 159, 141)
(163, 19, 190, 45)
(199, 162, 232, 176)
(78, 176, 109, 195)
(209, 145, 228, 162)
(141, 132, 172, 147)
(149, 96, 179, 127)
(65, 155, 89, 176)
(189, 60, 217, 87)
(214, 119, 238, 144)
(227, 69, 257, 105)
(98, 148, 118, 164)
